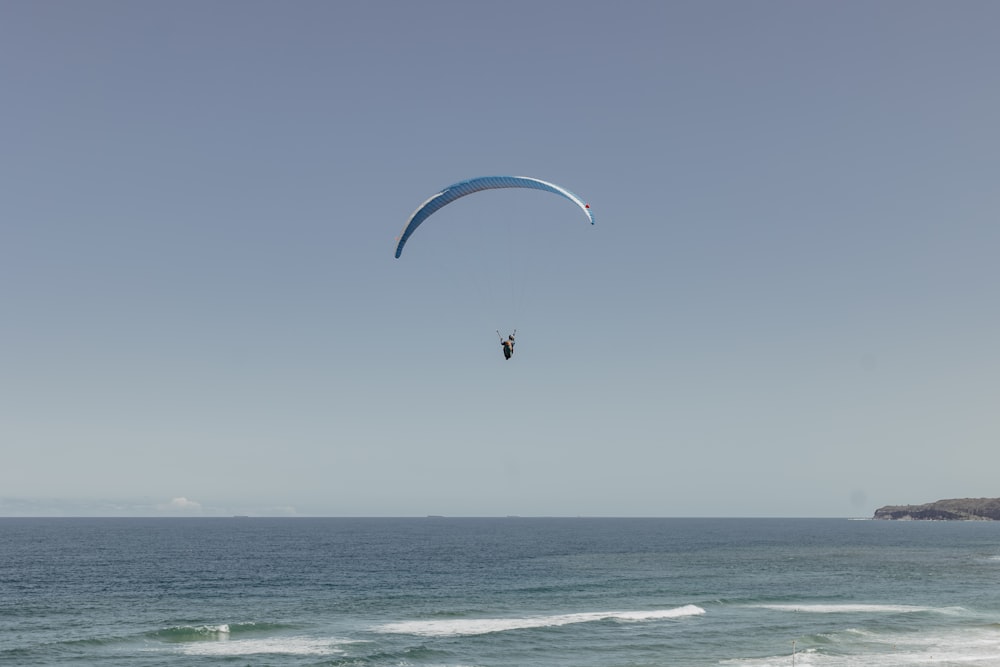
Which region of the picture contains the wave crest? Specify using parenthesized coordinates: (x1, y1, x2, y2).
(153, 624, 231, 641)
(377, 605, 706, 637)
(751, 603, 960, 614)
(150, 621, 293, 642)
(176, 637, 350, 657)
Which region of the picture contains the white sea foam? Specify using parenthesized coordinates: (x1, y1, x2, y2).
(202, 623, 229, 634)
(175, 636, 352, 657)
(153, 623, 234, 640)
(721, 624, 1000, 666)
(377, 605, 706, 637)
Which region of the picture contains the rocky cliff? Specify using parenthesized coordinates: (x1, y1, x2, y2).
(873, 498, 1000, 520)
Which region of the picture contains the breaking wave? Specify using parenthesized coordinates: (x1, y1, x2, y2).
(173, 636, 353, 657)
(376, 605, 706, 637)
(152, 624, 235, 641)
(149, 622, 356, 657)
(150, 621, 294, 641)
(720, 623, 1000, 666)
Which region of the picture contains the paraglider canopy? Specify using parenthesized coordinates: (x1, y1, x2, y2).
(394, 175, 594, 258)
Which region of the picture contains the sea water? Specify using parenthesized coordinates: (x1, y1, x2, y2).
(2, 517, 1000, 666)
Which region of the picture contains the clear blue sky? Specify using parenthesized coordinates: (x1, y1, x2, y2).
(3, 1, 998, 517)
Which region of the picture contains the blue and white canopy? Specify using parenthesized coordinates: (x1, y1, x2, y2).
(395, 176, 594, 258)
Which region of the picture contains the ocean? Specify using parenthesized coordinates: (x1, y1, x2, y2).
(2, 517, 1000, 666)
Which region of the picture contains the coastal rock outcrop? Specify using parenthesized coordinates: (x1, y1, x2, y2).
(873, 498, 1000, 521)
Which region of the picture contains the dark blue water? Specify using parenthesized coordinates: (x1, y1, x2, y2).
(3, 518, 1000, 666)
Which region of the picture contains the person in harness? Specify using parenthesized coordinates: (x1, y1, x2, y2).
(498, 330, 516, 360)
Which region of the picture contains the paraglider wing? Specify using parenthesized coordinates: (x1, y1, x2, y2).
(394, 176, 594, 258)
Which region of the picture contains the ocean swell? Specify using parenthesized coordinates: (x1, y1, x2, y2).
(750, 603, 963, 614)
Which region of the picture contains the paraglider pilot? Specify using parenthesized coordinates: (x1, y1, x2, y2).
(498, 330, 516, 360)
